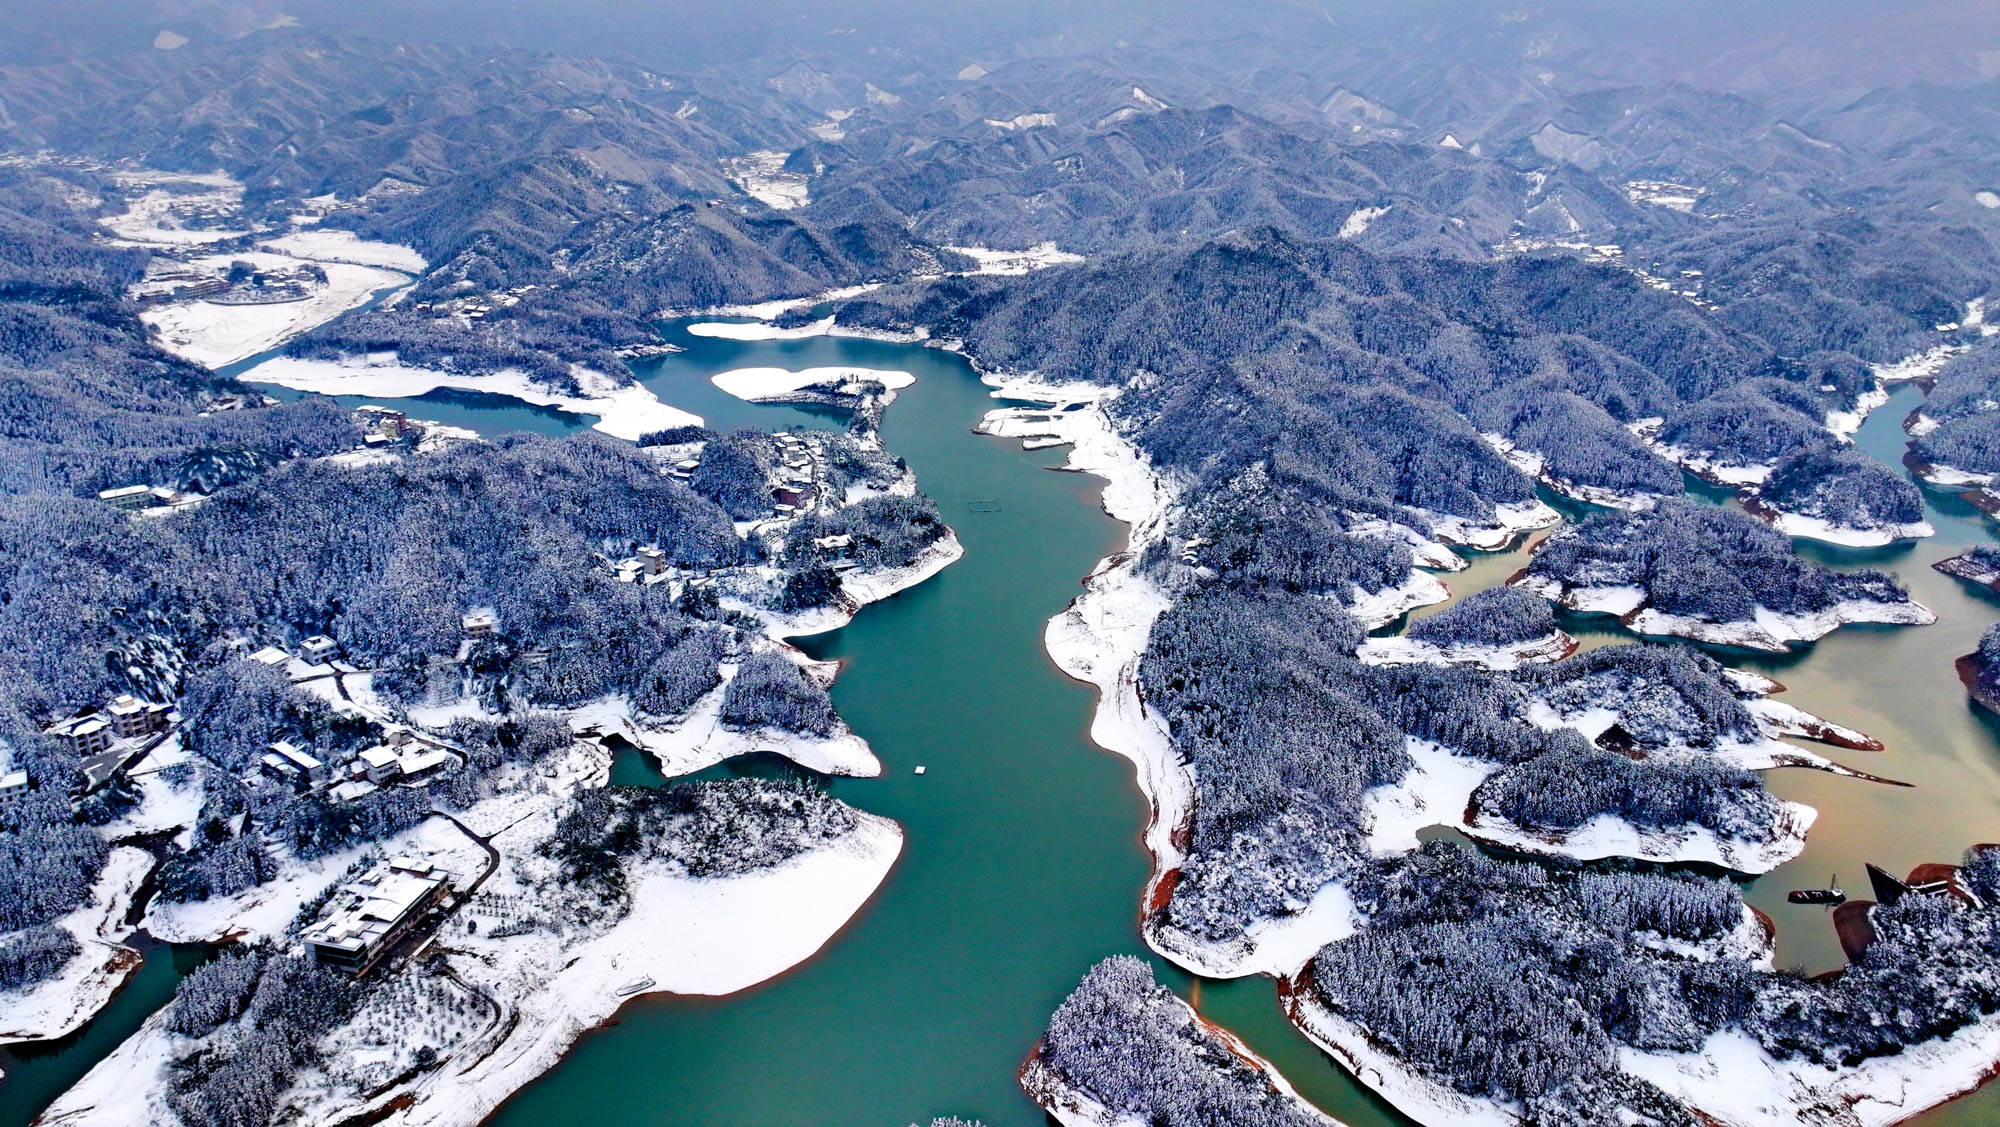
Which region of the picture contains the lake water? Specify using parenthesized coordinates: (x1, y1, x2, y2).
(8, 330, 2000, 1125)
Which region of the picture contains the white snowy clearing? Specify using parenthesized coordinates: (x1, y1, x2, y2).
(140, 252, 411, 369)
(257, 229, 427, 272)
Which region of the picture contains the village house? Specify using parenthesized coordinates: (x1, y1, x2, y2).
(303, 857, 454, 976)
(299, 635, 340, 662)
(104, 695, 172, 740)
(44, 715, 113, 757)
(356, 745, 402, 785)
(96, 484, 153, 511)
(261, 741, 327, 790)
(462, 609, 498, 640)
(0, 769, 28, 809)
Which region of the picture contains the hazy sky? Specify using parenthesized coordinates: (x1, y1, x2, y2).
(3, 0, 1997, 94)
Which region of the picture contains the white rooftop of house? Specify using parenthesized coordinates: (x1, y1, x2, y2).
(463, 608, 497, 627)
(398, 748, 453, 775)
(105, 695, 148, 717)
(268, 741, 322, 770)
(0, 769, 26, 790)
(637, 545, 665, 559)
(358, 745, 399, 768)
(813, 533, 854, 550)
(96, 485, 150, 501)
(301, 634, 337, 650)
(46, 715, 109, 738)
(674, 459, 701, 471)
(247, 646, 291, 666)
(329, 780, 374, 802)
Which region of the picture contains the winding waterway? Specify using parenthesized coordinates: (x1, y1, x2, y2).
(9, 321, 2000, 1125)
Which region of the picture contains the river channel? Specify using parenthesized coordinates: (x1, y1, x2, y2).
(7, 320, 2000, 1125)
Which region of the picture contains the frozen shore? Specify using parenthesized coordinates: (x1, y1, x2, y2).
(242, 353, 701, 441)
(1745, 504, 1934, 547)
(1515, 576, 1937, 652)
(1622, 1016, 2000, 1127)
(0, 847, 151, 1045)
(566, 676, 883, 780)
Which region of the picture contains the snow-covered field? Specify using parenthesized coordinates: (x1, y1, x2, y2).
(242, 354, 702, 440)
(99, 170, 246, 245)
(941, 242, 1085, 275)
(1357, 629, 1577, 670)
(722, 150, 810, 210)
(141, 252, 412, 369)
(258, 229, 427, 272)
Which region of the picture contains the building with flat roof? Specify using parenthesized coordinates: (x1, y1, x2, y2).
(0, 769, 28, 808)
(299, 635, 340, 662)
(303, 858, 452, 975)
(104, 695, 171, 740)
(261, 741, 326, 790)
(45, 715, 113, 757)
(96, 485, 152, 510)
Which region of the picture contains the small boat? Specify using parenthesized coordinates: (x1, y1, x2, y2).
(615, 977, 656, 997)
(1788, 875, 1846, 906)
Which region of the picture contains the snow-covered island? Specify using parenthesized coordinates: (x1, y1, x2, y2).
(1742, 448, 1933, 546)
(1021, 957, 1338, 1127)
(1516, 501, 1935, 652)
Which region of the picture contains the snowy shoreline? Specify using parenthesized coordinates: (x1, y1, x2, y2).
(1515, 576, 1937, 652)
(1740, 495, 1934, 547)
(35, 746, 904, 1127)
(242, 353, 702, 441)
(0, 847, 152, 1045)
(1019, 997, 1341, 1127)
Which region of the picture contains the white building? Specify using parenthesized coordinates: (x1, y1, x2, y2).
(303, 857, 453, 975)
(299, 635, 340, 662)
(0, 769, 28, 808)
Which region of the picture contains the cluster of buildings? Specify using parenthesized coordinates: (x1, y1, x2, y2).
(304, 856, 455, 975)
(96, 483, 205, 518)
(258, 727, 458, 798)
(770, 432, 821, 516)
(129, 265, 229, 304)
(614, 545, 672, 585)
(43, 694, 177, 791)
(357, 406, 425, 449)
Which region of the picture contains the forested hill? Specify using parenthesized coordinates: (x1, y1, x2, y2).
(831, 222, 1967, 517)
(0, 167, 356, 498)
